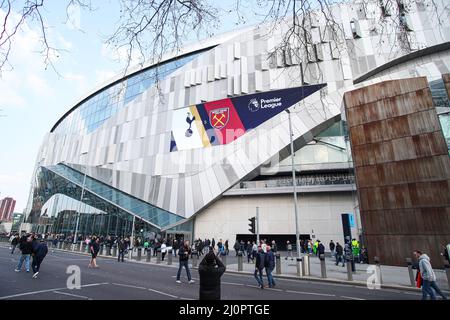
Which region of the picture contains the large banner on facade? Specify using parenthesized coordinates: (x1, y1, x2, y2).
(170, 84, 326, 152)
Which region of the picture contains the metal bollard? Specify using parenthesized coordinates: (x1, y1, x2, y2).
(112, 245, 117, 257)
(77, 242, 81, 251)
(168, 250, 173, 265)
(81, 242, 86, 252)
(137, 247, 142, 261)
(346, 260, 353, 281)
(156, 251, 161, 264)
(374, 256, 383, 285)
(146, 249, 151, 262)
(297, 257, 303, 277)
(302, 254, 310, 276)
(192, 254, 198, 268)
(238, 252, 243, 272)
(320, 254, 327, 278)
(444, 263, 450, 289)
(58, 241, 62, 249)
(100, 244, 104, 256)
(221, 254, 227, 266)
(406, 258, 415, 287)
(107, 245, 111, 256)
(275, 253, 281, 275)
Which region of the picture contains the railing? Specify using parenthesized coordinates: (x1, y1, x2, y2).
(232, 173, 355, 190)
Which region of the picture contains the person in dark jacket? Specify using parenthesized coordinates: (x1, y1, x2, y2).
(31, 238, 48, 278)
(88, 236, 100, 268)
(264, 246, 276, 288)
(10, 234, 19, 254)
(335, 242, 344, 267)
(118, 238, 128, 262)
(15, 234, 33, 272)
(198, 251, 226, 300)
(176, 241, 194, 283)
(254, 246, 265, 289)
(329, 240, 336, 257)
(317, 240, 325, 256)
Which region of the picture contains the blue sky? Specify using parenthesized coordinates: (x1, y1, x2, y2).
(0, 1, 265, 212)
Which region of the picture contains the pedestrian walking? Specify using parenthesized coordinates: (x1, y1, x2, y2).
(317, 240, 325, 256)
(88, 236, 100, 268)
(264, 246, 276, 288)
(161, 241, 167, 261)
(329, 240, 335, 257)
(246, 241, 253, 263)
(15, 233, 33, 273)
(118, 237, 128, 262)
(335, 242, 345, 267)
(10, 234, 19, 254)
(31, 238, 48, 279)
(271, 240, 277, 253)
(225, 240, 229, 255)
(254, 246, 265, 289)
(414, 250, 447, 300)
(234, 241, 240, 256)
(285, 241, 293, 260)
(198, 251, 226, 300)
(176, 241, 195, 284)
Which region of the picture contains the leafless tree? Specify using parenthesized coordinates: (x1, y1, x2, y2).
(0, 0, 448, 79)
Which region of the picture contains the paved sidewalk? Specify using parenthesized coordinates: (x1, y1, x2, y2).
(224, 252, 449, 291)
(2, 241, 449, 292)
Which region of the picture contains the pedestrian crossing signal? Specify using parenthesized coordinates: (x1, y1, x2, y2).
(248, 217, 256, 234)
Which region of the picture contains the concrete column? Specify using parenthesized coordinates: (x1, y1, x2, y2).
(238, 252, 243, 272)
(297, 257, 303, 277)
(275, 254, 281, 275)
(156, 251, 161, 264)
(302, 255, 310, 276)
(406, 258, 415, 287)
(320, 254, 327, 278)
(346, 260, 353, 281)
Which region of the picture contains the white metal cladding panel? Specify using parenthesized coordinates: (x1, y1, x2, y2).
(184, 176, 194, 215)
(169, 177, 179, 213)
(156, 177, 166, 208)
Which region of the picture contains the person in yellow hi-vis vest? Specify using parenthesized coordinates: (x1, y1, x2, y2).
(351, 238, 360, 263)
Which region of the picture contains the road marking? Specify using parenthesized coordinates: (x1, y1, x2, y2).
(286, 290, 336, 297)
(53, 291, 92, 300)
(148, 288, 178, 299)
(265, 287, 283, 292)
(0, 282, 109, 300)
(222, 281, 244, 286)
(111, 283, 147, 290)
(341, 296, 366, 300)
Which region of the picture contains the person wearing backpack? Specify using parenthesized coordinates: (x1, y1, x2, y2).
(265, 246, 276, 288)
(254, 246, 266, 289)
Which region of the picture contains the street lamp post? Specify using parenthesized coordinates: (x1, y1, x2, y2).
(285, 109, 301, 260)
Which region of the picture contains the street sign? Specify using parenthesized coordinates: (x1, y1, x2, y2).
(349, 214, 355, 228)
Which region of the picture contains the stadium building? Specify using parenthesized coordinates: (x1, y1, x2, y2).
(24, 0, 450, 265)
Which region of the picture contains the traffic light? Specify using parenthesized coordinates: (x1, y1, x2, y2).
(248, 217, 256, 234)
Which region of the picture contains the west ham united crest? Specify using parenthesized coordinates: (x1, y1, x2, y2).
(209, 108, 229, 129)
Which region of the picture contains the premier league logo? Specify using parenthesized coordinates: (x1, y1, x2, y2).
(209, 108, 229, 129)
(248, 98, 260, 112)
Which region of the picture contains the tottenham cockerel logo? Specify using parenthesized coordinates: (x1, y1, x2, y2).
(209, 108, 229, 129)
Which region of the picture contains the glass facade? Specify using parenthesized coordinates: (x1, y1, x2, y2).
(26, 164, 186, 237)
(53, 51, 203, 135)
(429, 78, 450, 155)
